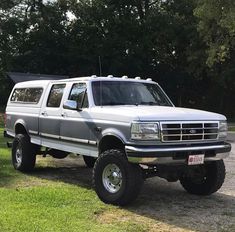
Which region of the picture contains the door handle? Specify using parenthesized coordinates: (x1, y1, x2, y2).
(41, 111, 47, 116)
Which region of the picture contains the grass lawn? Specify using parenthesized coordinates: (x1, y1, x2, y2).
(0, 115, 149, 232)
(229, 127, 235, 132)
(228, 122, 235, 131)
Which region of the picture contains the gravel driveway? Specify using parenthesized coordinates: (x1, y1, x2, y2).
(36, 135, 235, 232)
(135, 136, 235, 232)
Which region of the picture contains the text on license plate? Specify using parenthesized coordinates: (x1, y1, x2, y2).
(188, 154, 205, 165)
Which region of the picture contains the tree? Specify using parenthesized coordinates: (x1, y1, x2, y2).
(0, 0, 234, 119)
(195, 0, 235, 67)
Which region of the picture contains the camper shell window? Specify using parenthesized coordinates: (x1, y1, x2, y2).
(10, 88, 43, 104)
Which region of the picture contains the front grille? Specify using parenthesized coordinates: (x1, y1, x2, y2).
(161, 121, 219, 142)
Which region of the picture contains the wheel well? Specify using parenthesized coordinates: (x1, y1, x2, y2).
(15, 123, 28, 135)
(99, 135, 125, 154)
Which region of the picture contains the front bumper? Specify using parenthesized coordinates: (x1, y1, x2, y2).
(126, 142, 231, 164)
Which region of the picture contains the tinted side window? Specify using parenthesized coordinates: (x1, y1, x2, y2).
(47, 84, 66, 107)
(11, 88, 43, 103)
(68, 83, 88, 108)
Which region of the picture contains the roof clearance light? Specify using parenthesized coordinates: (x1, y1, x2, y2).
(146, 78, 152, 81)
(135, 77, 141, 80)
(107, 75, 113, 78)
(122, 75, 128, 79)
(91, 75, 97, 78)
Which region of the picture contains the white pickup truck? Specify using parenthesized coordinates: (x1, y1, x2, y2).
(5, 75, 231, 205)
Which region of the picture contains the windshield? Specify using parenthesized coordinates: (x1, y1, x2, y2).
(92, 81, 173, 106)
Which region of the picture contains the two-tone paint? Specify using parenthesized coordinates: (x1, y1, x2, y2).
(5, 76, 231, 164)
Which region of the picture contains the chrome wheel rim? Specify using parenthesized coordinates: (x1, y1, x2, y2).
(15, 145, 23, 165)
(102, 164, 122, 193)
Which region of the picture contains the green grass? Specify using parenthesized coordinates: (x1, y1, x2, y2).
(0, 114, 4, 128)
(0, 116, 148, 232)
(228, 122, 235, 131)
(229, 127, 235, 132)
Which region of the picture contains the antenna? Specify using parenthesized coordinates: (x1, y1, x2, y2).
(98, 56, 103, 107)
(98, 56, 102, 76)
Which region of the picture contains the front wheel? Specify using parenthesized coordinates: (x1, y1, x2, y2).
(180, 160, 226, 195)
(93, 149, 143, 206)
(12, 134, 37, 172)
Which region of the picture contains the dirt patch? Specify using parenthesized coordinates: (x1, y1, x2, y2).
(96, 209, 192, 232)
(33, 155, 93, 189)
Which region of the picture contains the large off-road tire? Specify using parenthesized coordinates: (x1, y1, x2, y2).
(12, 134, 37, 172)
(180, 160, 226, 195)
(83, 155, 96, 168)
(93, 149, 143, 206)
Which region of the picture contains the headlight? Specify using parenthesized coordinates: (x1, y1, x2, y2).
(131, 122, 160, 140)
(219, 121, 228, 138)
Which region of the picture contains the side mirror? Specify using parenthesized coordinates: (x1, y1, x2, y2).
(63, 100, 78, 110)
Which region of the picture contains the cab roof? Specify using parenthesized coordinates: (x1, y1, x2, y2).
(14, 75, 156, 88)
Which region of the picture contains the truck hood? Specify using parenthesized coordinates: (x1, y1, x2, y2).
(91, 105, 226, 122)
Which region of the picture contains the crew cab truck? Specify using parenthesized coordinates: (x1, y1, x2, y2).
(5, 76, 231, 205)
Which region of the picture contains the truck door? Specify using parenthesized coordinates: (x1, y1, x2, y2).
(39, 83, 66, 141)
(60, 82, 94, 155)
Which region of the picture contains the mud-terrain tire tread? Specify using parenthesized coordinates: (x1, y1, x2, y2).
(12, 134, 36, 172)
(180, 160, 225, 195)
(93, 149, 143, 206)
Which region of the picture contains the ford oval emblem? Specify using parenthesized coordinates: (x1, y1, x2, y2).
(189, 129, 197, 134)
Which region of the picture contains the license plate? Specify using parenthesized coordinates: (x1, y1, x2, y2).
(188, 154, 205, 165)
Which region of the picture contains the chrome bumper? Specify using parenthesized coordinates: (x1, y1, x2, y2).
(125, 142, 231, 164)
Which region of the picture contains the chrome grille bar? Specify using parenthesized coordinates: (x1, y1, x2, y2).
(160, 121, 219, 142)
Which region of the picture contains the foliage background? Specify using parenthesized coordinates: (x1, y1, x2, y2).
(0, 0, 235, 119)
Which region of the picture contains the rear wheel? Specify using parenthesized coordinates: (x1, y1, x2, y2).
(180, 160, 225, 195)
(12, 134, 37, 172)
(93, 149, 143, 205)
